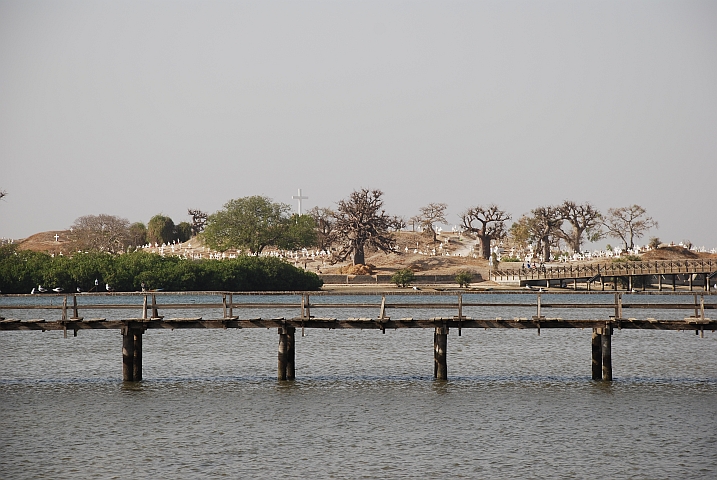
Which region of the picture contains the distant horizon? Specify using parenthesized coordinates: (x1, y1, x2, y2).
(2, 1, 715, 247)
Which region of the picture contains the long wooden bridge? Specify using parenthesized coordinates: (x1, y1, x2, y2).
(492, 258, 717, 290)
(1, 291, 715, 382)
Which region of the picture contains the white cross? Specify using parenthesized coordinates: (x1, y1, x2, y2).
(54, 234, 59, 242)
(292, 188, 308, 215)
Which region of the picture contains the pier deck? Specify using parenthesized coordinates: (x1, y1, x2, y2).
(2, 291, 715, 382)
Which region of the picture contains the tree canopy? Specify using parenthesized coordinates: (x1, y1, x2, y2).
(415, 203, 447, 242)
(203, 196, 316, 253)
(329, 188, 399, 265)
(460, 204, 511, 259)
(557, 201, 603, 253)
(69, 214, 131, 253)
(147, 214, 176, 244)
(604, 205, 658, 250)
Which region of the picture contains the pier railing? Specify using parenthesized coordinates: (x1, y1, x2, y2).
(2, 291, 715, 382)
(492, 258, 717, 288)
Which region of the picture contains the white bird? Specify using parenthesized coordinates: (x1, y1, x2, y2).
(412, 286, 421, 290)
(52, 287, 63, 293)
(106, 283, 114, 292)
(31, 288, 36, 294)
(37, 285, 47, 293)
(76, 287, 82, 293)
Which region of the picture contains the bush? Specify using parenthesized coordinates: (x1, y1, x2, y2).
(613, 255, 641, 263)
(455, 271, 473, 288)
(391, 268, 415, 288)
(0, 246, 323, 293)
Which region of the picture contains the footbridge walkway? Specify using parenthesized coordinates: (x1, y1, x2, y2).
(491, 259, 717, 290)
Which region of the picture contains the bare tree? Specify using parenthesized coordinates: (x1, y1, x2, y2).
(460, 204, 511, 259)
(329, 189, 399, 265)
(530, 206, 563, 262)
(0, 189, 6, 201)
(188, 209, 208, 236)
(307, 206, 335, 251)
(416, 203, 447, 242)
(604, 205, 658, 250)
(557, 201, 603, 254)
(70, 214, 131, 253)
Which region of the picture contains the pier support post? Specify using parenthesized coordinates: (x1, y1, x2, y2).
(601, 325, 612, 381)
(434, 326, 448, 380)
(591, 328, 602, 380)
(278, 326, 296, 380)
(122, 325, 143, 382)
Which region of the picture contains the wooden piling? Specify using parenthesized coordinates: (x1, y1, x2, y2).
(434, 326, 448, 380)
(133, 330, 142, 381)
(592, 328, 602, 380)
(122, 326, 143, 381)
(601, 325, 612, 381)
(72, 294, 79, 319)
(122, 327, 135, 381)
(286, 327, 295, 380)
(278, 326, 295, 380)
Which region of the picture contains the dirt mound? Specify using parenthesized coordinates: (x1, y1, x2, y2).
(641, 246, 700, 260)
(337, 264, 376, 275)
(16, 231, 72, 255)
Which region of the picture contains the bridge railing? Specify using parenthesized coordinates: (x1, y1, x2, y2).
(492, 259, 717, 282)
(2, 291, 715, 324)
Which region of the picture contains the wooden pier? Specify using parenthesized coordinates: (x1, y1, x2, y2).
(492, 258, 717, 290)
(1, 292, 715, 382)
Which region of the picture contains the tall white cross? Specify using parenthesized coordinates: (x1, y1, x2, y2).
(292, 188, 308, 215)
(54, 234, 60, 242)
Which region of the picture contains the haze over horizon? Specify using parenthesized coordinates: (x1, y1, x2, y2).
(1, 1, 715, 249)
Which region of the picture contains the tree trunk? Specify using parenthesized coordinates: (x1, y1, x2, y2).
(479, 235, 491, 259)
(542, 237, 550, 262)
(353, 246, 365, 265)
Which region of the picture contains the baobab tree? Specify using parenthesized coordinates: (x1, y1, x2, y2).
(557, 201, 603, 254)
(604, 205, 658, 250)
(330, 189, 399, 265)
(188, 209, 208, 236)
(307, 206, 335, 251)
(70, 214, 132, 253)
(529, 206, 563, 262)
(415, 203, 447, 242)
(460, 204, 511, 259)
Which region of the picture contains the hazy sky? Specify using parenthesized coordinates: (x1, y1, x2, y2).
(1, 0, 715, 248)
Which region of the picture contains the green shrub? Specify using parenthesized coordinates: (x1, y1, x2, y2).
(455, 270, 473, 288)
(0, 246, 323, 293)
(612, 255, 641, 263)
(391, 268, 415, 288)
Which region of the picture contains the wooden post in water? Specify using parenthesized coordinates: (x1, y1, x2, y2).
(286, 327, 295, 380)
(434, 326, 448, 380)
(133, 329, 142, 381)
(122, 324, 144, 381)
(592, 328, 602, 380)
(601, 325, 612, 381)
(122, 327, 134, 381)
(277, 326, 296, 380)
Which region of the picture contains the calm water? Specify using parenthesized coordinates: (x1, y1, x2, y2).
(1, 293, 716, 478)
